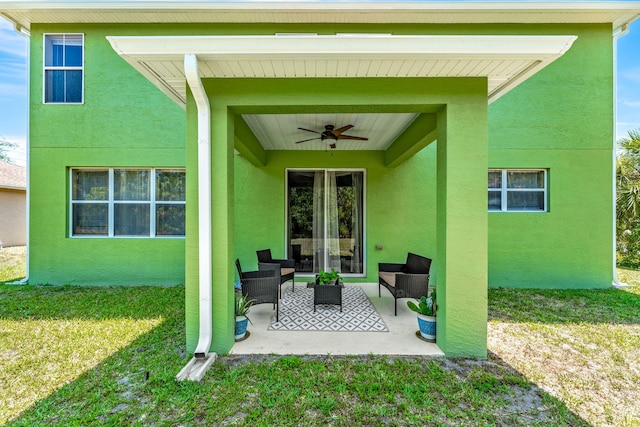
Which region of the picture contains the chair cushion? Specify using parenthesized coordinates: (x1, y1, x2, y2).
(379, 271, 397, 288)
(281, 267, 295, 277)
(405, 252, 431, 274)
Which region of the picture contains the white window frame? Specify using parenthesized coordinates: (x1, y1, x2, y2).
(69, 168, 185, 238)
(43, 33, 85, 104)
(488, 169, 547, 212)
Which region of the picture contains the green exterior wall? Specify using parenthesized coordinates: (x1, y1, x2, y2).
(28, 24, 186, 285)
(488, 24, 614, 289)
(27, 22, 615, 357)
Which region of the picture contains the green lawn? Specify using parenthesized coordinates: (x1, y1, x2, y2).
(1, 249, 638, 426)
(0, 246, 26, 283)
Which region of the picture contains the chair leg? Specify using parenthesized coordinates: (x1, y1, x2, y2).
(394, 297, 397, 316)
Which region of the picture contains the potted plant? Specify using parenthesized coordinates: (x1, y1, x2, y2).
(312, 269, 343, 311)
(407, 289, 436, 342)
(234, 292, 254, 341)
(315, 268, 341, 286)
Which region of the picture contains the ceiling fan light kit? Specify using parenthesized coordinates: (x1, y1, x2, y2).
(295, 124, 369, 149)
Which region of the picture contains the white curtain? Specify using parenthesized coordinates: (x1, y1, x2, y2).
(351, 172, 363, 273)
(327, 171, 341, 272)
(312, 171, 325, 272)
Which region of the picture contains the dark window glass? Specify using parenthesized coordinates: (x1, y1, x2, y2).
(72, 204, 108, 235)
(114, 204, 150, 236)
(488, 190, 502, 211)
(156, 205, 186, 236)
(507, 191, 545, 211)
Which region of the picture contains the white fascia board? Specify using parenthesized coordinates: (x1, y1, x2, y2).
(108, 34, 577, 59)
(2, 1, 640, 12)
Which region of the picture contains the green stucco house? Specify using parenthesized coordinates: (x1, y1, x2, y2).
(2, 1, 639, 361)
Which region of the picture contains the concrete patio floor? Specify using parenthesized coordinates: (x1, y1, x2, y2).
(231, 282, 444, 356)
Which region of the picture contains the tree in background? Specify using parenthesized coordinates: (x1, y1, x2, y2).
(0, 134, 17, 163)
(616, 129, 640, 267)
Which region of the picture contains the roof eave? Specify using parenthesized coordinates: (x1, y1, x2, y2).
(1, 1, 640, 32)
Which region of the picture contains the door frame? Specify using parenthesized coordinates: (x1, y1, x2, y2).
(285, 167, 367, 278)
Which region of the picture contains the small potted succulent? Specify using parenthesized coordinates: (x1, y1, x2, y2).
(407, 289, 436, 342)
(234, 292, 254, 341)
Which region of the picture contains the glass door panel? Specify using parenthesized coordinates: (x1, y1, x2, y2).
(287, 170, 364, 275)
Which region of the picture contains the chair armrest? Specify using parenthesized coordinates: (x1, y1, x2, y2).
(395, 273, 430, 298)
(242, 269, 276, 279)
(258, 262, 282, 280)
(240, 274, 278, 304)
(273, 258, 295, 269)
(378, 263, 405, 273)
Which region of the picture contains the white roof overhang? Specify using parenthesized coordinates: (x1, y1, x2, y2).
(107, 34, 578, 106)
(1, 1, 640, 33)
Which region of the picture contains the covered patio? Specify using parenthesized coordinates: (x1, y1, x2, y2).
(232, 282, 444, 356)
(107, 32, 577, 360)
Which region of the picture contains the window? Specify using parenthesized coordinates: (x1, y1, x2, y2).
(44, 34, 83, 103)
(70, 168, 185, 237)
(488, 169, 546, 212)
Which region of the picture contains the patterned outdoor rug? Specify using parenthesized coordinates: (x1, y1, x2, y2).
(268, 285, 389, 332)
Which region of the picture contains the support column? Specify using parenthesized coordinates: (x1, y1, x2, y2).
(185, 97, 235, 354)
(435, 87, 488, 357)
(209, 104, 235, 353)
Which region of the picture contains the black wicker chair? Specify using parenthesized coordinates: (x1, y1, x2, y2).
(235, 259, 280, 322)
(256, 249, 295, 293)
(259, 262, 288, 299)
(378, 252, 432, 315)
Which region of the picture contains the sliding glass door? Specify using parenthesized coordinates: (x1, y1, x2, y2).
(287, 170, 364, 275)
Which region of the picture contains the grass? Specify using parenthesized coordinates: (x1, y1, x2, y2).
(0, 246, 26, 282)
(0, 248, 638, 426)
(488, 278, 640, 427)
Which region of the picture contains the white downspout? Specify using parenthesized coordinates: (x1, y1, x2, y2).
(177, 54, 216, 380)
(612, 24, 631, 288)
(7, 21, 30, 285)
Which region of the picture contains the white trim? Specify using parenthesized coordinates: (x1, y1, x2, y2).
(3, 2, 640, 30)
(69, 167, 186, 238)
(43, 33, 84, 104)
(488, 169, 547, 213)
(108, 34, 577, 57)
(106, 34, 577, 107)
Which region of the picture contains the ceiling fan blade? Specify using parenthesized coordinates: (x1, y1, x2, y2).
(298, 127, 321, 134)
(332, 124, 354, 135)
(337, 135, 369, 141)
(295, 137, 321, 144)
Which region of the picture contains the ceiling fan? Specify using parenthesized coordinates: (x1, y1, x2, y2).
(295, 124, 368, 149)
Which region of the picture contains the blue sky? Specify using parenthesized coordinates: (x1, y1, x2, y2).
(0, 6, 639, 166)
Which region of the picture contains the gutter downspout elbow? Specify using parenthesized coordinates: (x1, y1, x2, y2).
(179, 54, 216, 379)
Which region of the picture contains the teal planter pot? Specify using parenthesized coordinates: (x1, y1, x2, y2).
(417, 314, 436, 342)
(235, 316, 249, 341)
